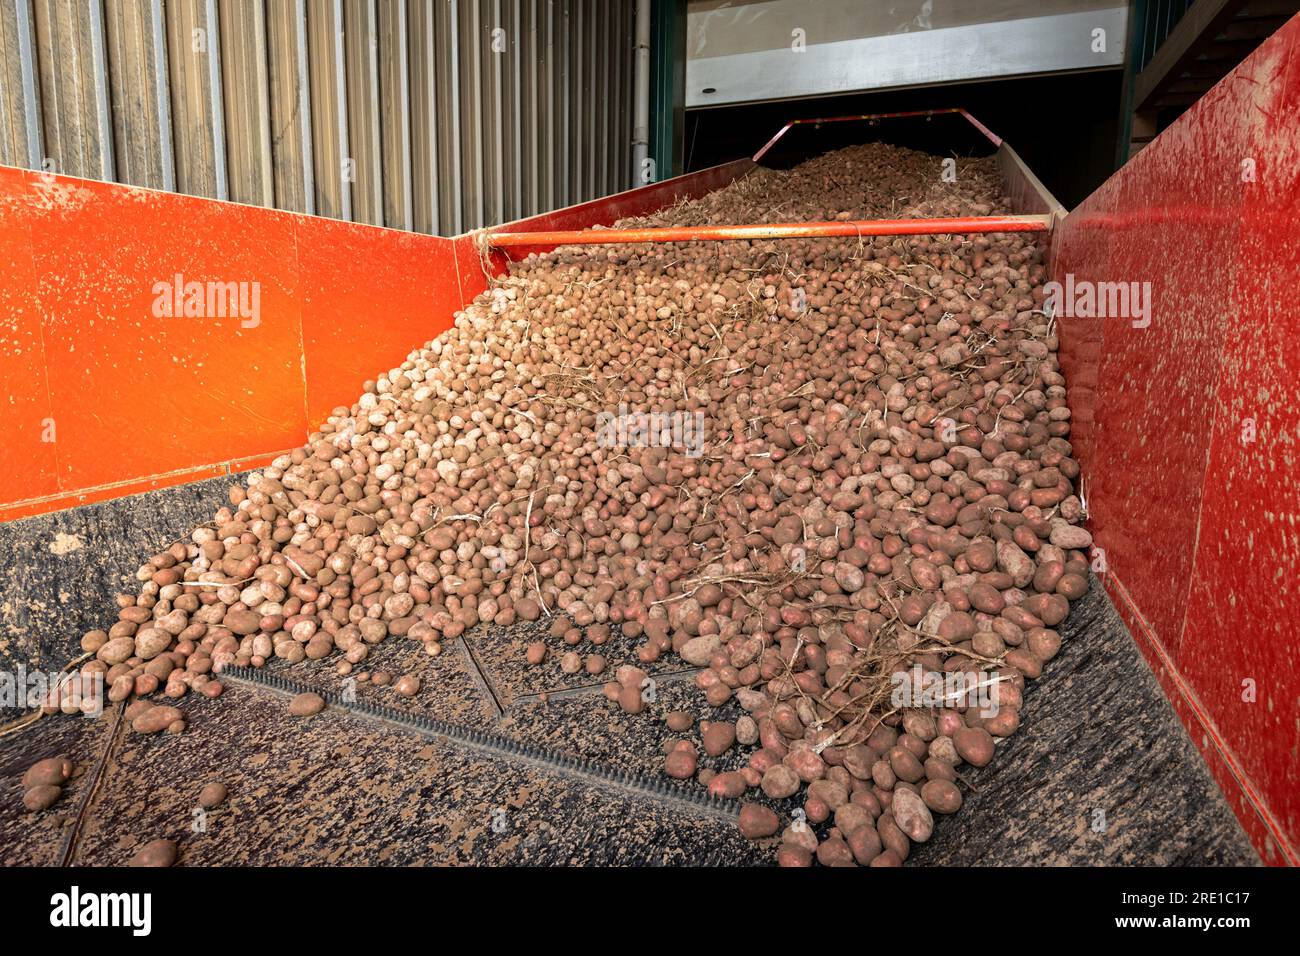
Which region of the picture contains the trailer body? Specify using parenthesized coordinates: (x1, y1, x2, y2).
(1, 20, 1298, 863)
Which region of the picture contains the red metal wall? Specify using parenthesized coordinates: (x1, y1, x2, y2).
(0, 161, 750, 522)
(1054, 15, 1300, 866)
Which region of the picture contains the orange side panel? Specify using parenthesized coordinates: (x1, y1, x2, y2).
(0, 167, 59, 503)
(0, 168, 482, 521)
(297, 218, 466, 425)
(21, 173, 309, 493)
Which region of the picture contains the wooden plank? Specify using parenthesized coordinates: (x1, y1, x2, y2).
(408, 0, 439, 235)
(32, 0, 99, 180)
(377, 0, 413, 231)
(521, 0, 537, 217)
(86, 0, 114, 179)
(306, 0, 349, 219)
(510, 0, 523, 221)
(265, 0, 313, 213)
(343, 0, 382, 226)
(0, 0, 45, 169)
(460, 0, 485, 228)
(104, 1, 151, 186)
(1133, 0, 1249, 109)
(487, 0, 505, 225)
(150, 0, 176, 191)
(435, 0, 462, 233)
(219, 0, 274, 207)
(163, 0, 223, 198)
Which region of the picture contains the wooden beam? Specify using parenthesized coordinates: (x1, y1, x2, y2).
(1237, 0, 1300, 17)
(1133, 0, 1251, 110)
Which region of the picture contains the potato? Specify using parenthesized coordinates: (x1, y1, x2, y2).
(804, 795, 831, 825)
(815, 835, 855, 867)
(846, 823, 883, 865)
(288, 692, 326, 717)
(1057, 572, 1089, 600)
(223, 608, 260, 636)
(1027, 627, 1063, 662)
(708, 771, 746, 800)
(664, 710, 693, 732)
(841, 744, 875, 780)
(921, 779, 963, 814)
(953, 726, 996, 767)
(664, 749, 696, 780)
(124, 698, 154, 722)
(23, 785, 61, 812)
(679, 634, 720, 666)
(735, 715, 759, 746)
(616, 685, 644, 714)
(132, 705, 183, 734)
(97, 637, 135, 666)
(80, 629, 109, 653)
(701, 721, 736, 757)
(129, 838, 178, 867)
(134, 627, 171, 660)
(1004, 648, 1043, 679)
(737, 803, 779, 839)
(888, 746, 925, 783)
(877, 813, 910, 861)
(891, 787, 934, 843)
(984, 706, 1021, 737)
(134, 674, 159, 696)
(834, 802, 873, 836)
(22, 756, 73, 789)
(776, 844, 813, 867)
(761, 765, 800, 799)
(785, 748, 826, 783)
(198, 782, 227, 809)
(108, 675, 134, 703)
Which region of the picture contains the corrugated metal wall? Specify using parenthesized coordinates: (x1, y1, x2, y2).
(0, 0, 635, 234)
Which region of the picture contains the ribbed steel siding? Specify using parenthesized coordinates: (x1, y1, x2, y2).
(0, 0, 635, 234)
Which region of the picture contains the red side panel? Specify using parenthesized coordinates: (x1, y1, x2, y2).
(1054, 15, 1300, 865)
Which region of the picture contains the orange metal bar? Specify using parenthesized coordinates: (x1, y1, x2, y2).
(487, 214, 1051, 248)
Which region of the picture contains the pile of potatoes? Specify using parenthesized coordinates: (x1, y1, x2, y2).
(68, 143, 1089, 866)
(623, 143, 1005, 229)
(20, 756, 74, 812)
